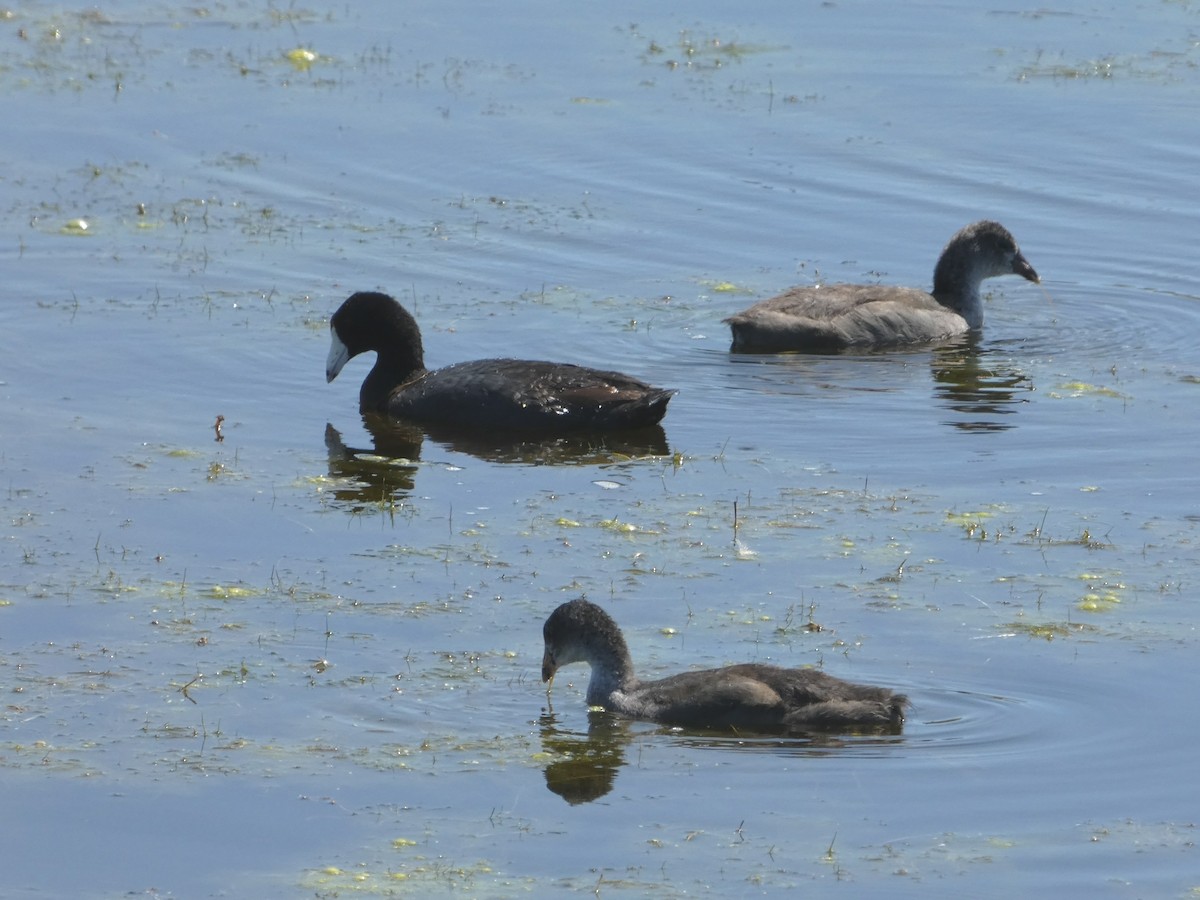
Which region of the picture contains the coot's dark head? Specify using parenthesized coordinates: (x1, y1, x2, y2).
(326, 292, 425, 384)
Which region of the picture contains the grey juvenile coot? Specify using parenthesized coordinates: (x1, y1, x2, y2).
(725, 220, 1040, 352)
(326, 292, 675, 430)
(542, 599, 907, 733)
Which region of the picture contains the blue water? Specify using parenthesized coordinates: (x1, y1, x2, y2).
(3, 1, 1200, 896)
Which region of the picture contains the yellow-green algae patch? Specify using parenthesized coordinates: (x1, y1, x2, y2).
(598, 517, 645, 534)
(285, 47, 319, 70)
(1050, 381, 1128, 400)
(208, 584, 260, 600)
(1076, 571, 1126, 612)
(703, 280, 751, 294)
(1001, 619, 1099, 640)
(300, 856, 500, 894)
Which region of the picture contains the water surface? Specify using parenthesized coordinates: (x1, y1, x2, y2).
(3, 1, 1200, 896)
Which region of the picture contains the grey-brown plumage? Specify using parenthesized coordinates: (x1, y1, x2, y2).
(726, 220, 1039, 352)
(326, 292, 675, 430)
(542, 599, 907, 733)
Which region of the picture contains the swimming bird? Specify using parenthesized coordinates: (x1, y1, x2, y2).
(541, 598, 908, 733)
(326, 292, 675, 430)
(725, 220, 1039, 352)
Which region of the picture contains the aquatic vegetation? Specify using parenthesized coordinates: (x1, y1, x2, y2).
(284, 47, 320, 71)
(300, 854, 506, 895)
(773, 602, 825, 636)
(598, 516, 644, 534)
(701, 279, 753, 295)
(947, 507, 1006, 541)
(1016, 53, 1123, 80)
(1075, 572, 1126, 612)
(638, 27, 786, 72)
(208, 584, 260, 600)
(1001, 619, 1098, 640)
(1013, 41, 1200, 83)
(1050, 381, 1128, 400)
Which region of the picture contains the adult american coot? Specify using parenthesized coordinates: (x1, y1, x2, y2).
(725, 220, 1040, 352)
(542, 599, 908, 733)
(326, 292, 675, 430)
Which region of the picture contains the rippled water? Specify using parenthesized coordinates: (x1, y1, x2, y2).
(3, 1, 1200, 897)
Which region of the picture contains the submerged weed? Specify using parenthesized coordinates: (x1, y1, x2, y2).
(1002, 619, 1097, 640)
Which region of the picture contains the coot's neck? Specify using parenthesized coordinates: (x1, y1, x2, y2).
(931, 260, 986, 329)
(585, 635, 638, 707)
(360, 354, 427, 412)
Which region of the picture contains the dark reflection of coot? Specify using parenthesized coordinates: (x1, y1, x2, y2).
(324, 422, 421, 510)
(364, 413, 671, 466)
(538, 709, 631, 805)
(930, 342, 1034, 433)
(323, 416, 673, 511)
(537, 706, 908, 806)
(667, 727, 906, 758)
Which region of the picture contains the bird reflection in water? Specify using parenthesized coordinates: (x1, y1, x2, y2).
(323, 420, 421, 512)
(537, 706, 908, 805)
(538, 709, 631, 805)
(407, 417, 672, 466)
(323, 416, 672, 511)
(930, 341, 1034, 433)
